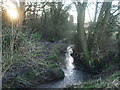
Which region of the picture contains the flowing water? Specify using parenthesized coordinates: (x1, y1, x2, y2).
(36, 45, 90, 88)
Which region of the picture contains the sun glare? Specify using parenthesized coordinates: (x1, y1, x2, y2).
(7, 8, 18, 20)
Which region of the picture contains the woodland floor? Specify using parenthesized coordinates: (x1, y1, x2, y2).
(2, 41, 68, 88)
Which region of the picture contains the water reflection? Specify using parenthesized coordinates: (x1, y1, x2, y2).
(36, 45, 89, 88)
(65, 46, 74, 73)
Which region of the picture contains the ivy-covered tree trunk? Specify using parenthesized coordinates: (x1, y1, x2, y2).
(75, 2, 90, 60)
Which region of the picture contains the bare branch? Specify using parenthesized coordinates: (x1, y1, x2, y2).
(111, 7, 120, 15)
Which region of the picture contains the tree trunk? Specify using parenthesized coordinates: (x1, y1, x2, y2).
(76, 2, 89, 60)
(94, 1, 99, 22)
(14, 1, 25, 50)
(94, 2, 112, 52)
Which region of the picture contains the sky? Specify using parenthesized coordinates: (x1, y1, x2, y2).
(3, 0, 119, 23)
(65, 0, 119, 23)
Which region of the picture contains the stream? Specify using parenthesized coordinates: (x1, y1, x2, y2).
(36, 45, 91, 88)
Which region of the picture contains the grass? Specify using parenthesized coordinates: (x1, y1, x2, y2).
(2, 37, 66, 88)
(33, 53, 42, 57)
(47, 55, 57, 59)
(67, 69, 119, 89)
